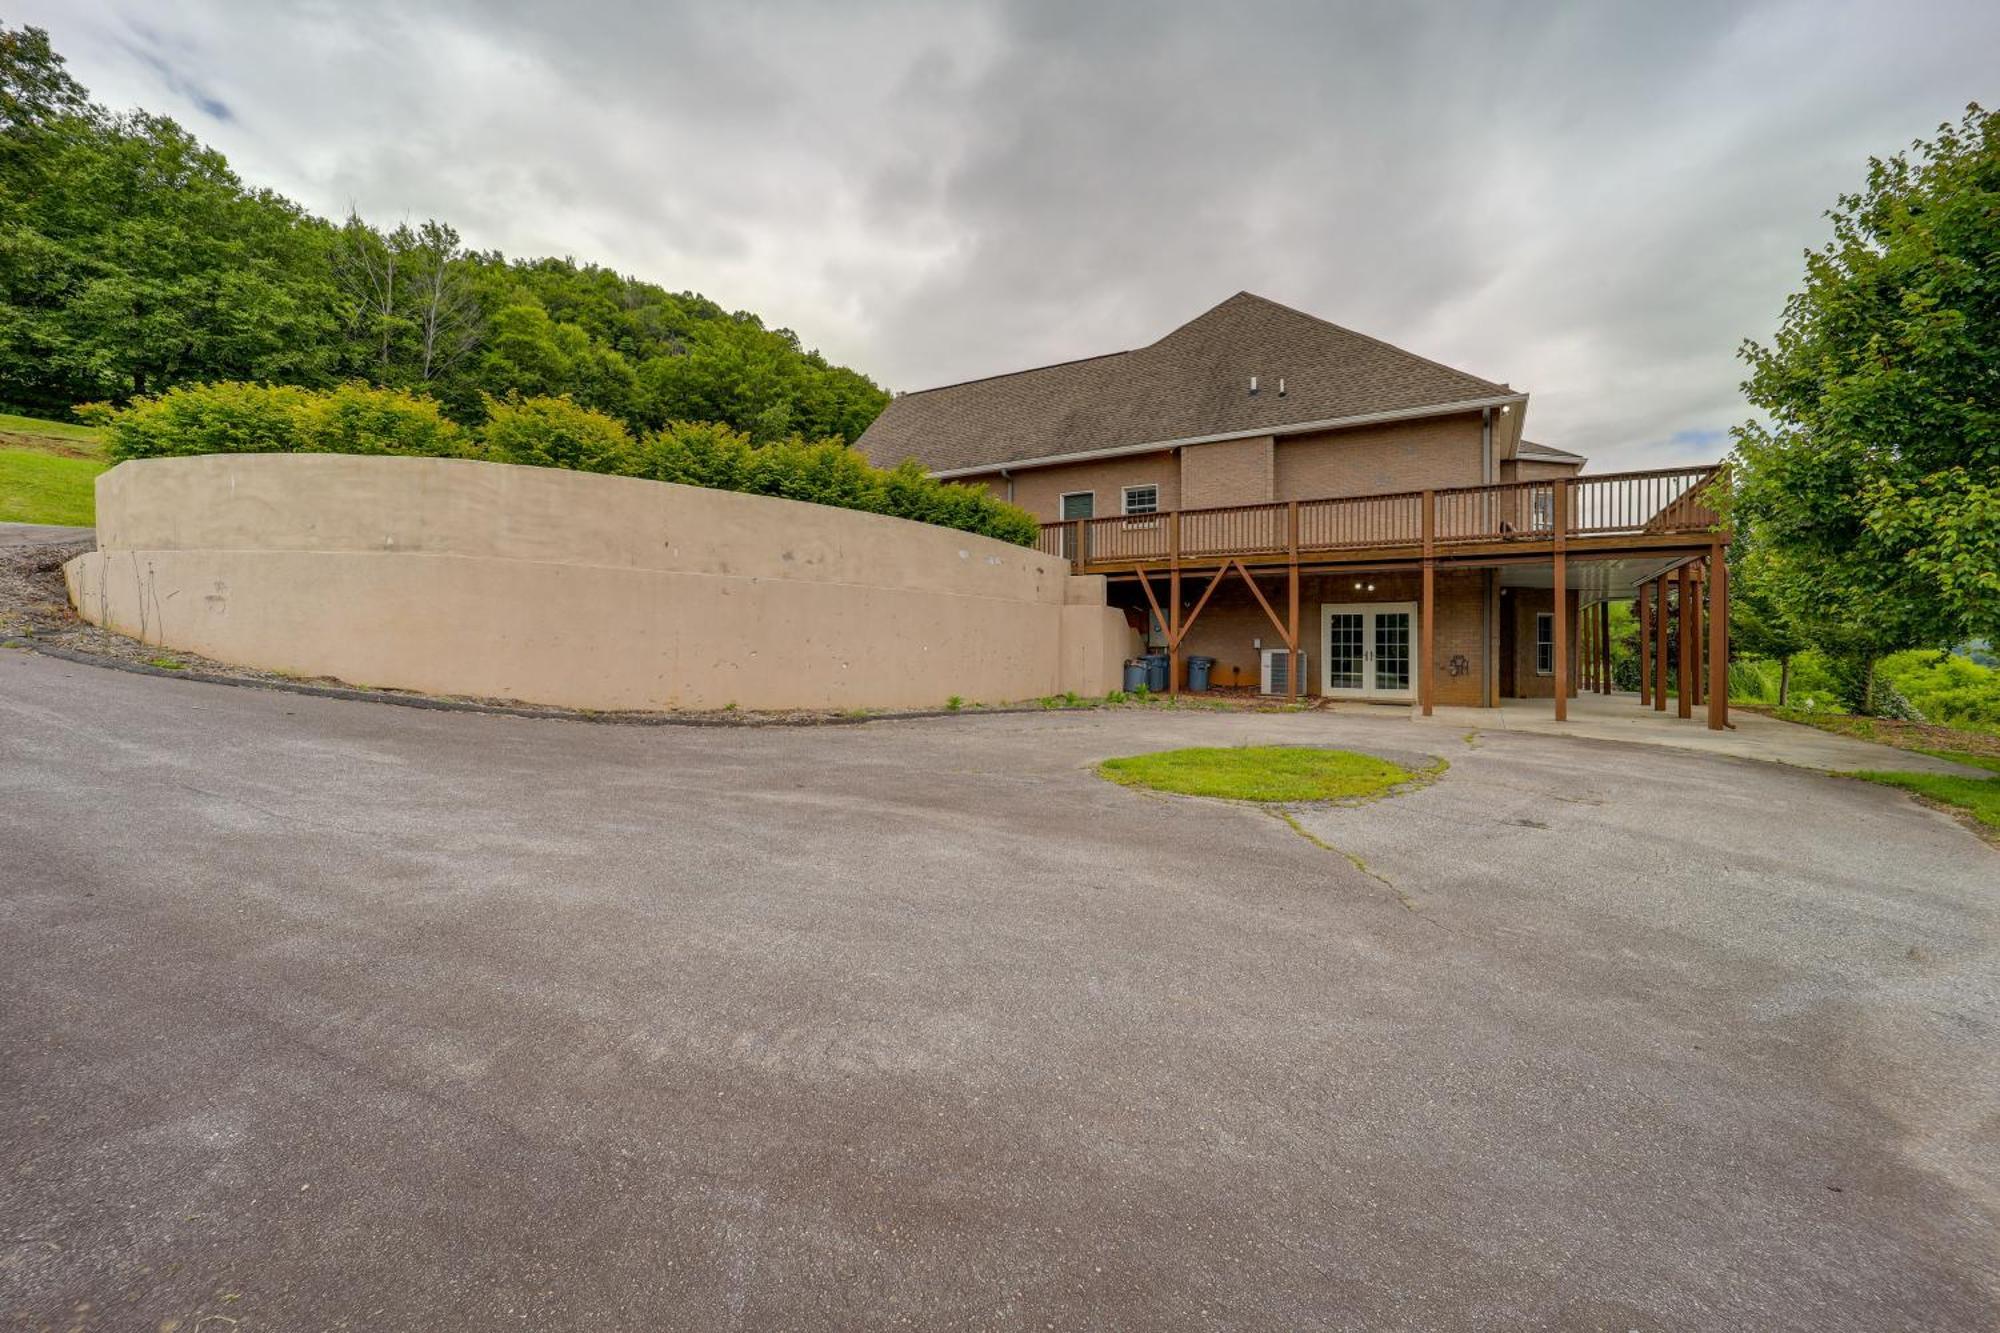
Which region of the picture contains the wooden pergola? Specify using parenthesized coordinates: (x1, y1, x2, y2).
(1038, 465, 1731, 729)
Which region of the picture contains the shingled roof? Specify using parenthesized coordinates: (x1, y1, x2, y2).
(856, 292, 1521, 476)
(1518, 439, 1585, 463)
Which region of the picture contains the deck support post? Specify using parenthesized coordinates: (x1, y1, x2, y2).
(1696, 560, 1712, 704)
(1677, 561, 1694, 719)
(1707, 543, 1729, 731)
(1420, 490, 1435, 717)
(1579, 602, 1590, 693)
(1638, 580, 1653, 707)
(1168, 511, 1182, 700)
(1599, 600, 1612, 694)
(1553, 480, 1569, 722)
(1655, 578, 1669, 711)
(1288, 501, 1301, 703)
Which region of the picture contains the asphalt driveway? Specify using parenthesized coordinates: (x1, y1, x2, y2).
(2, 648, 1994, 1330)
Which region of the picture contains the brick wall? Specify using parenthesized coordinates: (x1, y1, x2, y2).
(1181, 436, 1274, 509)
(1501, 586, 1581, 699)
(1273, 411, 1486, 498)
(1160, 567, 1490, 704)
(961, 411, 1492, 523)
(965, 450, 1180, 521)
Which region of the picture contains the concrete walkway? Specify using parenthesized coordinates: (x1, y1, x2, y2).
(1414, 690, 1987, 776)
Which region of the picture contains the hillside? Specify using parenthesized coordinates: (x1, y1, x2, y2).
(0, 25, 889, 445)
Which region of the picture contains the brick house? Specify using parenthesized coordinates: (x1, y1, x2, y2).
(858, 293, 1729, 726)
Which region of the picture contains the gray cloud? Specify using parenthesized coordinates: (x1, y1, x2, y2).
(18, 0, 1999, 468)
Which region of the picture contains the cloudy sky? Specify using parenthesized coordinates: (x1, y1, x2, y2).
(19, 0, 1998, 468)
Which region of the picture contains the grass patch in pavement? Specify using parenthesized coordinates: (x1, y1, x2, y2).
(1098, 745, 1418, 802)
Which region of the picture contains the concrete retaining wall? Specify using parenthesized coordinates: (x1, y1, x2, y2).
(65, 455, 1139, 711)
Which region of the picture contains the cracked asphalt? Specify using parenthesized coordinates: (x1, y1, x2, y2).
(2, 647, 1995, 1330)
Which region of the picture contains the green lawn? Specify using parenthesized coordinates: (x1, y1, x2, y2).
(1847, 766, 2000, 833)
(0, 410, 108, 447)
(1098, 746, 1417, 802)
(0, 410, 108, 526)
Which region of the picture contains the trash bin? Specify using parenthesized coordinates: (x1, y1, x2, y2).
(1142, 654, 1170, 692)
(1186, 655, 1215, 691)
(1122, 659, 1147, 693)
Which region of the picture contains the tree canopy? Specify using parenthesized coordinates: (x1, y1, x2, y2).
(0, 24, 890, 443)
(1730, 103, 2000, 700)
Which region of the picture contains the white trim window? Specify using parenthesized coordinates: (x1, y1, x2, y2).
(1059, 491, 1095, 521)
(1535, 611, 1554, 676)
(1121, 484, 1159, 516)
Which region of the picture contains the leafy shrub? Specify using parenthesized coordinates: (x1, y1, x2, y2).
(480, 393, 636, 474)
(84, 381, 471, 461)
(82, 382, 1043, 547)
(1879, 649, 2000, 733)
(633, 420, 1041, 546)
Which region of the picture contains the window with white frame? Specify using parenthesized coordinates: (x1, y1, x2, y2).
(1535, 612, 1554, 675)
(1122, 484, 1159, 516)
(1531, 487, 1555, 531)
(1059, 491, 1095, 521)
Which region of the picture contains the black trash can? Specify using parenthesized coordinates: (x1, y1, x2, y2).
(1186, 655, 1216, 691)
(1143, 654, 1170, 692)
(1122, 659, 1147, 693)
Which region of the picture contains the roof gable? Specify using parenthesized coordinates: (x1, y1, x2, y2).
(857, 292, 1516, 475)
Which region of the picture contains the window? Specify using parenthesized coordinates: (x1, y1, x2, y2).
(1060, 491, 1094, 521)
(1535, 612, 1554, 675)
(1121, 484, 1159, 516)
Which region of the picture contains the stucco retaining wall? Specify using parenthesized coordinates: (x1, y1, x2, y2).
(64, 455, 1138, 711)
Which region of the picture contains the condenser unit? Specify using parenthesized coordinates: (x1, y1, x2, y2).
(1260, 648, 1308, 696)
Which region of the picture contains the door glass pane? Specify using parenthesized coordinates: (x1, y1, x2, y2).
(1060, 492, 1094, 521)
(1327, 613, 1364, 689)
(1374, 612, 1410, 693)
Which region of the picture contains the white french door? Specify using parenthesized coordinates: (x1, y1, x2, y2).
(1321, 602, 1418, 701)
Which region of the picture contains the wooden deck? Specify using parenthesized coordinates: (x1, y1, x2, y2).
(1032, 465, 1732, 731)
(1036, 465, 1722, 573)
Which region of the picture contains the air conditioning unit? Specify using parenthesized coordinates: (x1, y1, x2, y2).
(1260, 648, 1308, 696)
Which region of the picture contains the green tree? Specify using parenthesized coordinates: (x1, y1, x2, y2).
(0, 23, 88, 134)
(1726, 535, 1809, 705)
(1731, 104, 2000, 709)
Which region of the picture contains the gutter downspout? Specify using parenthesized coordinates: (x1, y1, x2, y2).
(999, 468, 1014, 503)
(1482, 408, 1494, 484)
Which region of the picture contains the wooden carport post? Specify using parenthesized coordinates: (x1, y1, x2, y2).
(1676, 562, 1694, 719)
(1168, 511, 1181, 700)
(1420, 490, 1435, 716)
(1552, 479, 1568, 722)
(1638, 580, 1653, 707)
(1707, 542, 1729, 731)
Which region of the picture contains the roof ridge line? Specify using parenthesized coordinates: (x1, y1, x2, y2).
(892, 348, 1132, 397)
(1221, 292, 1512, 395)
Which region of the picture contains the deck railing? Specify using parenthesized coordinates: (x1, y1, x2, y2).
(1037, 465, 1722, 567)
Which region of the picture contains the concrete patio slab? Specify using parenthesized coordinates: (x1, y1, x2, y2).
(1411, 689, 1987, 777)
